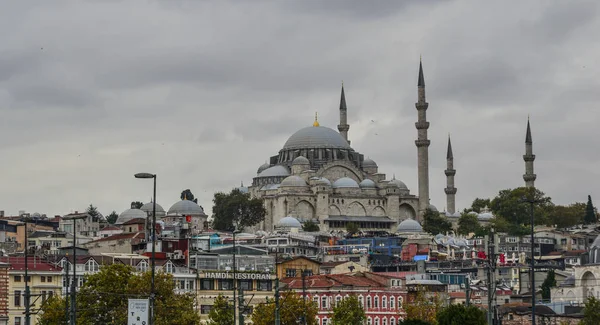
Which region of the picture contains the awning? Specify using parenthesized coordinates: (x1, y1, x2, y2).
(324, 216, 396, 223)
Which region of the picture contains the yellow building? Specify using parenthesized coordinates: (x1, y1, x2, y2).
(0, 257, 62, 325)
(276, 256, 320, 279)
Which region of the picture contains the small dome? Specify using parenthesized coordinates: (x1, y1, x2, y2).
(292, 156, 310, 166)
(116, 208, 147, 225)
(280, 175, 308, 187)
(387, 178, 408, 190)
(397, 218, 423, 233)
(359, 179, 377, 188)
(237, 186, 249, 194)
(478, 212, 494, 220)
(167, 200, 205, 216)
(311, 177, 331, 186)
(140, 202, 166, 218)
(468, 211, 478, 216)
(428, 204, 438, 212)
(257, 162, 271, 174)
(277, 216, 302, 228)
(332, 177, 359, 189)
(258, 165, 290, 178)
(363, 158, 378, 167)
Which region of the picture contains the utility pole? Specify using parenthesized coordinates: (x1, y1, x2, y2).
(71, 218, 77, 325)
(487, 229, 497, 325)
(465, 274, 471, 307)
(301, 270, 307, 325)
(24, 221, 31, 325)
(238, 287, 245, 325)
(64, 261, 69, 325)
(520, 196, 539, 325)
(274, 246, 280, 325)
(232, 229, 239, 325)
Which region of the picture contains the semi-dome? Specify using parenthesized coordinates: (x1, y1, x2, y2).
(359, 179, 377, 188)
(397, 218, 423, 233)
(283, 126, 351, 150)
(387, 178, 408, 190)
(363, 158, 378, 167)
(257, 162, 271, 174)
(478, 212, 494, 220)
(292, 156, 310, 165)
(332, 177, 359, 189)
(428, 204, 439, 212)
(167, 200, 205, 216)
(258, 165, 290, 178)
(280, 175, 308, 187)
(277, 215, 302, 228)
(116, 208, 147, 225)
(140, 202, 166, 218)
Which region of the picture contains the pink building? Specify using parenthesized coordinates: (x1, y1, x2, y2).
(282, 272, 407, 325)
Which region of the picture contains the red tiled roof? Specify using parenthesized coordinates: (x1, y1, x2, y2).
(88, 232, 145, 243)
(0, 257, 62, 272)
(564, 250, 586, 256)
(123, 218, 145, 225)
(320, 261, 346, 268)
(283, 273, 386, 289)
(100, 226, 122, 231)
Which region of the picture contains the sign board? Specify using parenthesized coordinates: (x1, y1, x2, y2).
(128, 299, 149, 325)
(204, 272, 272, 280)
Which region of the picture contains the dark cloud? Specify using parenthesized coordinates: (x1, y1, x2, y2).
(0, 1, 598, 217)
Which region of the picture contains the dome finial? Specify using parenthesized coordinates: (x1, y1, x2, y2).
(184, 193, 188, 200)
(313, 111, 320, 127)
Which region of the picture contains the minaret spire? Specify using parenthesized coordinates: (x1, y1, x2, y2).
(337, 82, 350, 145)
(523, 117, 536, 187)
(415, 58, 430, 221)
(444, 135, 457, 214)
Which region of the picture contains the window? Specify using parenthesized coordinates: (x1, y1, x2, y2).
(367, 317, 372, 325)
(14, 290, 21, 307)
(398, 296, 403, 308)
(239, 280, 253, 291)
(200, 279, 214, 290)
(200, 305, 212, 314)
(390, 296, 395, 309)
(335, 296, 341, 307)
(137, 261, 148, 273)
(14, 317, 21, 325)
(218, 279, 234, 290)
(367, 296, 372, 309)
(47, 276, 52, 282)
(390, 318, 395, 325)
(374, 296, 379, 308)
(383, 318, 387, 325)
(322, 318, 328, 325)
(257, 280, 272, 291)
(41, 276, 46, 283)
(321, 296, 328, 309)
(41, 291, 47, 303)
(286, 269, 297, 277)
(359, 295, 364, 307)
(313, 296, 319, 307)
(382, 296, 387, 308)
(164, 262, 173, 274)
(375, 318, 380, 325)
(14, 276, 21, 282)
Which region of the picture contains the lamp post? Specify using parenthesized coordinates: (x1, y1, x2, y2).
(231, 228, 241, 325)
(63, 213, 87, 325)
(24, 221, 30, 325)
(274, 245, 280, 325)
(135, 172, 157, 325)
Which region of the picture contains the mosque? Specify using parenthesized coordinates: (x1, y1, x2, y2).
(239, 61, 537, 233)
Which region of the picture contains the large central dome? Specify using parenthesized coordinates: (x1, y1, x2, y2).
(283, 126, 351, 150)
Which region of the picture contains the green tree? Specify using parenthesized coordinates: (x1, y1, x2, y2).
(404, 290, 445, 325)
(400, 320, 433, 325)
(489, 187, 553, 235)
(331, 295, 366, 325)
(37, 264, 200, 325)
(86, 204, 100, 222)
(302, 220, 320, 232)
(206, 294, 234, 325)
(541, 269, 557, 301)
(585, 195, 597, 224)
(457, 213, 481, 235)
(212, 189, 266, 231)
(106, 210, 119, 224)
(346, 222, 359, 235)
(423, 209, 452, 235)
(547, 203, 586, 228)
(470, 198, 491, 213)
(582, 296, 600, 325)
(181, 189, 199, 203)
(37, 295, 66, 325)
(252, 291, 318, 325)
(131, 201, 144, 209)
(436, 304, 486, 325)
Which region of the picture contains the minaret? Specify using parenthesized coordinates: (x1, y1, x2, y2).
(444, 135, 457, 214)
(523, 118, 536, 187)
(415, 59, 430, 220)
(337, 83, 350, 145)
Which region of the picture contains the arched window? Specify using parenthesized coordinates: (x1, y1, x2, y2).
(390, 318, 396, 325)
(367, 296, 372, 309)
(397, 296, 403, 308)
(374, 296, 379, 308)
(382, 296, 387, 309)
(335, 295, 341, 307)
(358, 295, 364, 308)
(321, 296, 328, 309)
(313, 295, 320, 308)
(367, 317, 372, 325)
(322, 318, 328, 325)
(375, 318, 380, 325)
(383, 318, 388, 325)
(390, 296, 395, 309)
(137, 260, 148, 273)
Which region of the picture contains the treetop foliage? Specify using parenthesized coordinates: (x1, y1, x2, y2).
(423, 208, 452, 235)
(211, 188, 266, 231)
(330, 295, 366, 325)
(251, 291, 318, 325)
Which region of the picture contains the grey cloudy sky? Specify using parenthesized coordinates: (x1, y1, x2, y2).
(1, 0, 599, 217)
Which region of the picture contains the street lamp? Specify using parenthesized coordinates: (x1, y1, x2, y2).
(135, 172, 157, 325)
(231, 227, 241, 325)
(63, 213, 88, 325)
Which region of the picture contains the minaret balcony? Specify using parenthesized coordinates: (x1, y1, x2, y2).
(415, 121, 430, 130)
(415, 102, 429, 110)
(444, 187, 457, 195)
(337, 124, 349, 132)
(523, 174, 537, 182)
(444, 169, 456, 176)
(523, 154, 535, 162)
(415, 139, 431, 147)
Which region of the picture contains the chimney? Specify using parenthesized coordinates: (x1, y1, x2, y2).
(0, 210, 4, 217)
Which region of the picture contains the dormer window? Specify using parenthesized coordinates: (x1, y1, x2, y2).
(137, 260, 149, 273)
(164, 262, 174, 274)
(85, 260, 99, 272)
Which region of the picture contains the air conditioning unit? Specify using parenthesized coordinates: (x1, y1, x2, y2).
(460, 283, 465, 289)
(166, 253, 175, 259)
(474, 299, 482, 304)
